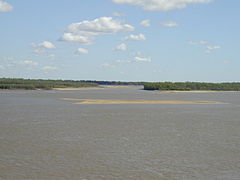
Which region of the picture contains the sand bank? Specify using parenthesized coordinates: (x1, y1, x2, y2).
(62, 98, 219, 105)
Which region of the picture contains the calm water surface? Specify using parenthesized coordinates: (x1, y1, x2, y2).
(0, 87, 240, 180)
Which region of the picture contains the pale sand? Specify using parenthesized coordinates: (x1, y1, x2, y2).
(62, 98, 220, 105)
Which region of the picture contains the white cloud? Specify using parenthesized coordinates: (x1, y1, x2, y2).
(123, 34, 146, 41)
(32, 41, 56, 49)
(20, 60, 38, 66)
(205, 46, 221, 53)
(115, 59, 131, 63)
(188, 41, 209, 45)
(112, 0, 213, 11)
(61, 17, 134, 44)
(134, 56, 151, 62)
(101, 63, 116, 68)
(0, 0, 13, 12)
(161, 21, 178, 27)
(113, 11, 126, 17)
(61, 33, 93, 45)
(140, 19, 150, 27)
(42, 66, 57, 71)
(114, 43, 127, 51)
(75, 48, 89, 54)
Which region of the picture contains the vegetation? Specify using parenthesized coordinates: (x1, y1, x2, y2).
(0, 78, 98, 90)
(144, 82, 240, 91)
(0, 78, 144, 90)
(1, 78, 239, 91)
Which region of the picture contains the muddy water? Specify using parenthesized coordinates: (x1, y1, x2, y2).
(0, 87, 240, 180)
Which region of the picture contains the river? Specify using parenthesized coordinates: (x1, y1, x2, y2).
(0, 87, 240, 180)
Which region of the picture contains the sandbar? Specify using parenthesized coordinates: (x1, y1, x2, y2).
(62, 98, 220, 105)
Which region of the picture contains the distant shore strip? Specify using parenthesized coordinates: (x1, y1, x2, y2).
(1, 78, 240, 91)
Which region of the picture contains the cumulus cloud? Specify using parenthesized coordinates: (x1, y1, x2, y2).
(20, 60, 38, 66)
(123, 34, 146, 41)
(205, 46, 221, 53)
(61, 17, 134, 44)
(0, 0, 13, 12)
(112, 0, 213, 11)
(113, 11, 126, 17)
(114, 43, 127, 51)
(32, 41, 56, 49)
(140, 19, 150, 27)
(61, 33, 93, 44)
(161, 21, 178, 27)
(42, 66, 57, 71)
(134, 56, 151, 62)
(75, 48, 89, 54)
(188, 41, 209, 45)
(32, 41, 56, 55)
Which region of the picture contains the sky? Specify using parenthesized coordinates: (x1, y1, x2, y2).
(0, 0, 240, 82)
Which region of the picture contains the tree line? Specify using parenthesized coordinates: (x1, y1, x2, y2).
(0, 78, 98, 90)
(144, 82, 240, 91)
(0, 78, 144, 90)
(1, 78, 240, 91)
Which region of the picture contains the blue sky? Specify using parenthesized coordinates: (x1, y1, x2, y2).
(0, 0, 239, 82)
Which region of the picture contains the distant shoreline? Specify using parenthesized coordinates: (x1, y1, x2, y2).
(0, 78, 142, 90)
(155, 90, 240, 93)
(1, 78, 240, 91)
(1, 87, 240, 92)
(144, 82, 240, 91)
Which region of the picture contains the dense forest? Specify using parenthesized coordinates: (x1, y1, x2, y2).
(0, 78, 143, 90)
(144, 82, 240, 91)
(0, 78, 98, 90)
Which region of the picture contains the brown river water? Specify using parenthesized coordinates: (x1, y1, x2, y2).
(0, 87, 240, 180)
